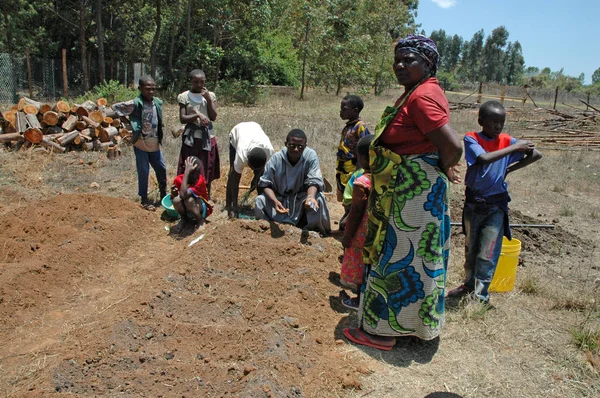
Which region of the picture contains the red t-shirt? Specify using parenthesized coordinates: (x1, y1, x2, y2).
(173, 174, 213, 216)
(378, 77, 450, 155)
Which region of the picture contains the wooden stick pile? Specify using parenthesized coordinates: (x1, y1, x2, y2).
(518, 107, 600, 148)
(0, 96, 131, 155)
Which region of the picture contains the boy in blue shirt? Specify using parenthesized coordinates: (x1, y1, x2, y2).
(447, 101, 542, 304)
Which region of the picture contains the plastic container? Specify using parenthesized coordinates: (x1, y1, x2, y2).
(161, 194, 179, 219)
(489, 237, 521, 292)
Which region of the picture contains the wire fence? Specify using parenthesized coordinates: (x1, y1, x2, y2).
(450, 82, 600, 111)
(0, 52, 148, 104)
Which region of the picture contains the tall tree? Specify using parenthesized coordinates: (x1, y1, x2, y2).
(482, 26, 509, 83)
(459, 29, 484, 82)
(149, 0, 161, 78)
(592, 67, 600, 85)
(505, 41, 524, 85)
(96, 0, 105, 82)
(79, 0, 90, 91)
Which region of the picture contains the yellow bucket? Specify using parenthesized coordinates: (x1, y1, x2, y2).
(489, 237, 521, 292)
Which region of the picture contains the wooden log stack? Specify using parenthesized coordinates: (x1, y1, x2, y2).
(0, 96, 133, 154)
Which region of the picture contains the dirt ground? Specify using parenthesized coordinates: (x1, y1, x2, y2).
(1, 103, 599, 397)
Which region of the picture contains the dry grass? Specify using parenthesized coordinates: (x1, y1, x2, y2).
(2, 88, 600, 397)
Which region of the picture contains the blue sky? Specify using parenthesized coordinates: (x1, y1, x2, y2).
(416, 0, 599, 84)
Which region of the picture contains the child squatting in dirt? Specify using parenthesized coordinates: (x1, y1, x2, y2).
(170, 156, 213, 233)
(447, 100, 542, 305)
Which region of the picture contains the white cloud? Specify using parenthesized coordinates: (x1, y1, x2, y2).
(432, 0, 457, 8)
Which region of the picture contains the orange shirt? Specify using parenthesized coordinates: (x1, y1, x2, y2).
(378, 77, 450, 155)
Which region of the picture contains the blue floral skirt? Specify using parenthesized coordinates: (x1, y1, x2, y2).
(359, 153, 450, 340)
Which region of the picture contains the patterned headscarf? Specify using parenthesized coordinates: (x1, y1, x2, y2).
(395, 34, 440, 76)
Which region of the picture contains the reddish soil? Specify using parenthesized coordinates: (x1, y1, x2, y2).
(0, 194, 592, 397)
(0, 193, 371, 397)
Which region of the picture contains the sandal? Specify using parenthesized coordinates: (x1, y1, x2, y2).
(141, 203, 156, 212)
(343, 328, 395, 351)
(341, 296, 359, 310)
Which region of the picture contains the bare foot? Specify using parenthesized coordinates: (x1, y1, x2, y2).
(170, 218, 188, 234)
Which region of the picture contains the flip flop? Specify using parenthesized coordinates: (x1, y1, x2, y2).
(343, 328, 395, 351)
(141, 203, 156, 212)
(341, 297, 359, 310)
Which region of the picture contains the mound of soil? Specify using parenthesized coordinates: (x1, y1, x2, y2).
(0, 194, 364, 397)
(2, 194, 592, 396)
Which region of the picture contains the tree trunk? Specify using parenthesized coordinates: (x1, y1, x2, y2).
(168, 0, 181, 76)
(185, 0, 192, 45)
(96, 0, 105, 82)
(300, 18, 310, 101)
(79, 0, 90, 91)
(149, 0, 162, 78)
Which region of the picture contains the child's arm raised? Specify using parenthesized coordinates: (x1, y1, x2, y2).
(179, 157, 197, 200)
(476, 140, 535, 165)
(506, 148, 542, 175)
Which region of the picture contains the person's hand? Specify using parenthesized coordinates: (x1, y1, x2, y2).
(228, 210, 238, 219)
(196, 112, 210, 126)
(445, 163, 462, 184)
(184, 156, 197, 174)
(341, 235, 352, 249)
(305, 196, 319, 211)
(200, 87, 212, 101)
(274, 200, 289, 214)
(170, 186, 179, 198)
(513, 140, 535, 152)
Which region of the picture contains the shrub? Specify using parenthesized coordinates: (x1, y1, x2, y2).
(216, 80, 264, 106)
(437, 71, 461, 92)
(75, 80, 139, 104)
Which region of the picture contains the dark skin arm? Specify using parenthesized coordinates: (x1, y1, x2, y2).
(304, 185, 319, 210)
(226, 167, 263, 218)
(179, 158, 197, 200)
(477, 140, 535, 165)
(179, 103, 210, 125)
(226, 168, 242, 217)
(201, 87, 217, 121)
(506, 148, 542, 175)
(426, 123, 463, 181)
(341, 184, 368, 248)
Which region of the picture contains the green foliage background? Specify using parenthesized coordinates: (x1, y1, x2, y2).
(0, 0, 597, 99)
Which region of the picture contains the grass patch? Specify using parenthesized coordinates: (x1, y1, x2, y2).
(571, 325, 600, 352)
(551, 296, 597, 312)
(519, 275, 540, 294)
(459, 298, 493, 321)
(552, 185, 565, 193)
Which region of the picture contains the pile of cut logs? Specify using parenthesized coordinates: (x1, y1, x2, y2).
(0, 96, 131, 155)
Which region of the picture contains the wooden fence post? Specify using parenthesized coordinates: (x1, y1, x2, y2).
(553, 86, 559, 110)
(521, 86, 528, 106)
(476, 82, 483, 104)
(26, 48, 33, 98)
(587, 93, 590, 111)
(500, 85, 506, 105)
(62, 49, 68, 98)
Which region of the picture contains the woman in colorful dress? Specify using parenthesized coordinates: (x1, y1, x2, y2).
(344, 34, 462, 350)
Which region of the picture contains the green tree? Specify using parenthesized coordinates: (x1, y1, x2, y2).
(482, 26, 509, 83)
(505, 41, 524, 85)
(592, 67, 600, 85)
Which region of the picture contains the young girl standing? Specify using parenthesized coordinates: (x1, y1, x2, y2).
(340, 135, 374, 309)
(177, 69, 219, 199)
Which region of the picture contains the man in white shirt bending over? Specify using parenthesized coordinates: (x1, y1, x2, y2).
(226, 122, 274, 218)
